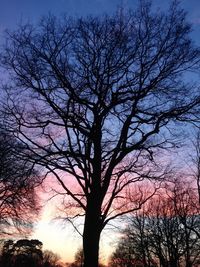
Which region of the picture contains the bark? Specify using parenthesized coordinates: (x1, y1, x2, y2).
(83, 195, 103, 267)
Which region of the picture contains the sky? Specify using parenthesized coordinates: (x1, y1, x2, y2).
(0, 0, 200, 33)
(0, 0, 200, 264)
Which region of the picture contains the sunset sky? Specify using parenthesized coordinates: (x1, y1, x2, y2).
(0, 0, 200, 264)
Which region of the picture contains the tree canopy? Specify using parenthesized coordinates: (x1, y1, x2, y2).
(0, 239, 62, 267)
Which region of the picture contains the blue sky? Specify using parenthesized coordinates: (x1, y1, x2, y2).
(0, 0, 200, 44)
(0, 0, 199, 44)
(0, 0, 200, 28)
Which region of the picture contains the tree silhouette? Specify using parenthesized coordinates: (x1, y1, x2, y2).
(110, 180, 200, 267)
(0, 128, 40, 235)
(43, 250, 61, 267)
(0, 239, 43, 267)
(1, 1, 200, 266)
(0, 239, 64, 267)
(72, 248, 84, 267)
(190, 131, 200, 204)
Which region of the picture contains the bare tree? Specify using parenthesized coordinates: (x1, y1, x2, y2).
(108, 234, 144, 267)
(110, 180, 200, 267)
(1, 1, 200, 266)
(190, 131, 200, 204)
(0, 128, 40, 235)
(146, 180, 200, 267)
(43, 250, 61, 267)
(70, 248, 84, 267)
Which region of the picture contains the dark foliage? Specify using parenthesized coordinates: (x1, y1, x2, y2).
(0, 239, 62, 267)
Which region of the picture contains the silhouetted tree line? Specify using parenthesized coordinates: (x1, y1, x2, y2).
(109, 179, 200, 267)
(0, 239, 62, 267)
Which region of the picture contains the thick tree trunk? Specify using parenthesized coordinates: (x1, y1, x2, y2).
(83, 197, 103, 267)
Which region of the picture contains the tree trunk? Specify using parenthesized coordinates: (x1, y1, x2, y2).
(83, 196, 103, 267)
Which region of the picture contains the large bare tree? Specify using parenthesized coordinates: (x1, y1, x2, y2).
(1, 1, 200, 266)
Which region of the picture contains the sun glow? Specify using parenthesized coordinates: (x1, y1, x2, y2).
(31, 203, 82, 263)
(31, 205, 116, 265)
